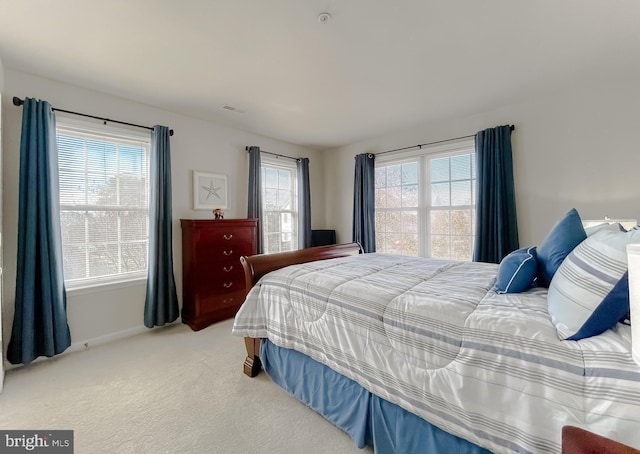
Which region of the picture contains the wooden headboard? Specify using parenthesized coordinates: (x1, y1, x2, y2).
(240, 242, 362, 296)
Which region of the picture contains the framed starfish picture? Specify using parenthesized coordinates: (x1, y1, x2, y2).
(193, 171, 228, 210)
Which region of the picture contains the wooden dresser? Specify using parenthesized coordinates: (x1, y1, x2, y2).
(180, 218, 258, 331)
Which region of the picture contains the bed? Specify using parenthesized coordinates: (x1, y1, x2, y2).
(232, 242, 640, 454)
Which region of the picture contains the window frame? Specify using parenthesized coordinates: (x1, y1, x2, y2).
(375, 138, 476, 259)
(55, 116, 151, 290)
(260, 154, 299, 255)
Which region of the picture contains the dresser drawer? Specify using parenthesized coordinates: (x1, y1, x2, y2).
(195, 244, 252, 263)
(192, 262, 244, 289)
(192, 274, 243, 299)
(185, 288, 245, 323)
(194, 227, 255, 248)
(215, 228, 255, 246)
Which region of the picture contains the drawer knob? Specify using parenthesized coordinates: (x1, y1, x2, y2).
(223, 282, 233, 288)
(223, 266, 233, 272)
(223, 250, 233, 256)
(223, 234, 234, 240)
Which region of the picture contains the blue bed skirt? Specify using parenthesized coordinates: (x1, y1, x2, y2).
(261, 339, 491, 454)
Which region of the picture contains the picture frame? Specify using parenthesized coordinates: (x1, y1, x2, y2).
(193, 171, 228, 210)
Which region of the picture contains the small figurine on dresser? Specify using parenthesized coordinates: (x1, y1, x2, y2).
(213, 208, 224, 220)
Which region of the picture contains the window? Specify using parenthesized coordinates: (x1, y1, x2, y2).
(261, 156, 298, 254)
(375, 139, 476, 260)
(375, 161, 420, 256)
(56, 119, 151, 288)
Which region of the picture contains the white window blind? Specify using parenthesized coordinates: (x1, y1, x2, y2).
(261, 156, 298, 254)
(428, 152, 476, 260)
(56, 121, 150, 288)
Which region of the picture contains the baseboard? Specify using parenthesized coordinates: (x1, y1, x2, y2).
(70, 325, 151, 352)
(3, 324, 151, 371)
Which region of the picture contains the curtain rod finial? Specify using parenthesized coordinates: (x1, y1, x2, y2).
(13, 96, 23, 106)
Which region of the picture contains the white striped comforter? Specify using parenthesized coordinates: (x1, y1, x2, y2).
(232, 253, 640, 453)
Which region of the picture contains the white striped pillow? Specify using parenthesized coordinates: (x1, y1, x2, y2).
(547, 224, 640, 338)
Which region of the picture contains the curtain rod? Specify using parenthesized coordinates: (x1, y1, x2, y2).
(245, 146, 298, 161)
(12, 96, 174, 136)
(373, 124, 515, 157)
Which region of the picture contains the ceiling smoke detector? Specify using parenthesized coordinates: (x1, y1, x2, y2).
(318, 12, 332, 24)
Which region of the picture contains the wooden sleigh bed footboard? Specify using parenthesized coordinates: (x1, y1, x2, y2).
(239, 242, 362, 377)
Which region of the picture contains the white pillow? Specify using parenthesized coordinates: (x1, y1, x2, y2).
(584, 222, 622, 236)
(547, 224, 640, 338)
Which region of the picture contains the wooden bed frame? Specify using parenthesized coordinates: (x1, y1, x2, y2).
(239, 242, 363, 377)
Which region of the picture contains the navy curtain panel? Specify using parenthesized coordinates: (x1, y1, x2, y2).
(473, 125, 519, 264)
(7, 98, 71, 365)
(297, 157, 312, 249)
(144, 125, 179, 328)
(352, 153, 376, 253)
(247, 146, 264, 253)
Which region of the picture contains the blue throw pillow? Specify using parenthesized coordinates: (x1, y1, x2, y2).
(536, 208, 587, 287)
(547, 225, 640, 337)
(566, 272, 630, 340)
(495, 247, 537, 294)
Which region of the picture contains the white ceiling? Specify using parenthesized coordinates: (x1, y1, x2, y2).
(0, 0, 639, 149)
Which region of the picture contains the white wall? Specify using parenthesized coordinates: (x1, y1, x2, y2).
(324, 75, 640, 248)
(0, 54, 5, 387)
(1, 70, 325, 358)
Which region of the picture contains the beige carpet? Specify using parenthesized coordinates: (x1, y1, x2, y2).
(0, 319, 372, 454)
